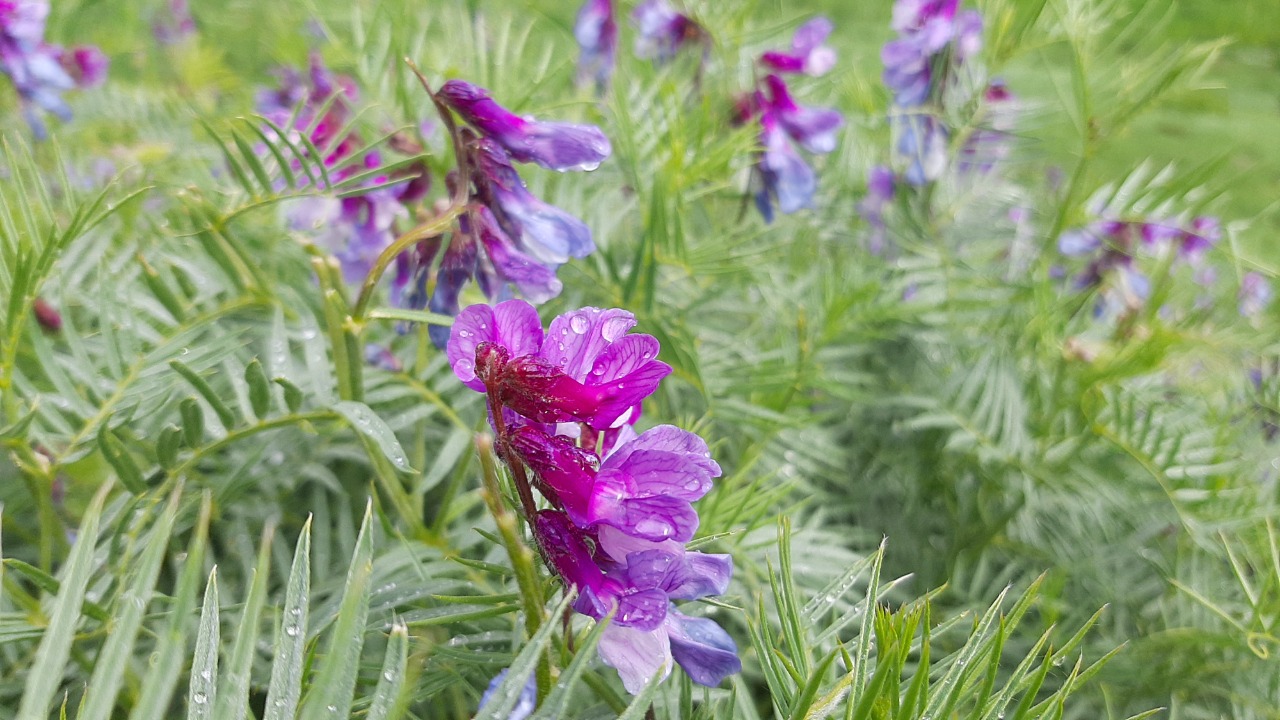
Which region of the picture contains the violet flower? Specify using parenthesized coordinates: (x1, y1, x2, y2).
(575, 0, 616, 92)
(1240, 272, 1272, 318)
(753, 110, 816, 223)
(632, 0, 705, 64)
(857, 165, 896, 254)
(401, 83, 607, 346)
(740, 22, 843, 222)
(958, 80, 1017, 174)
(760, 16, 836, 77)
(1, 0, 107, 138)
(154, 0, 196, 45)
(437, 80, 611, 172)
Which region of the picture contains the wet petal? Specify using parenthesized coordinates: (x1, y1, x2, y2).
(598, 622, 672, 695)
(665, 611, 741, 688)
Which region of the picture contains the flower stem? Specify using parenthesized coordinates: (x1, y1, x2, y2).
(476, 434, 552, 704)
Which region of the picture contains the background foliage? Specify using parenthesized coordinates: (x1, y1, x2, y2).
(1, 0, 1277, 718)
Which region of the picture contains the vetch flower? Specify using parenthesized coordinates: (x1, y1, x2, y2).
(753, 110, 816, 223)
(738, 19, 842, 221)
(760, 16, 836, 77)
(857, 165, 897, 254)
(575, 0, 616, 92)
(1240, 273, 1272, 318)
(632, 0, 705, 64)
(437, 80, 611, 172)
(1, 0, 107, 138)
(154, 0, 196, 45)
(451, 299, 740, 694)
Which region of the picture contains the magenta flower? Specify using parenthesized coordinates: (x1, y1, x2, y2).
(448, 301, 671, 431)
(762, 74, 843, 155)
(761, 17, 836, 77)
(575, 0, 616, 92)
(438, 80, 611, 172)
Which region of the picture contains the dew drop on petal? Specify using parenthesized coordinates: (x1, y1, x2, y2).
(601, 317, 629, 342)
(570, 315, 589, 334)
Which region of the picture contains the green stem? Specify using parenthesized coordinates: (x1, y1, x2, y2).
(476, 435, 551, 704)
(349, 200, 465, 326)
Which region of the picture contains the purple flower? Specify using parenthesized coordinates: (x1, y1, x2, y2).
(154, 0, 196, 45)
(438, 80, 611, 172)
(512, 423, 719, 542)
(1, 0, 105, 139)
(958, 80, 1017, 174)
(896, 112, 948, 186)
(632, 0, 704, 63)
(858, 165, 897, 254)
(575, 0, 616, 92)
(760, 17, 836, 77)
(753, 111, 816, 223)
(471, 138, 596, 267)
(762, 74, 844, 154)
(1240, 272, 1272, 318)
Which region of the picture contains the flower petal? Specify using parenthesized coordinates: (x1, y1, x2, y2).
(665, 610, 741, 688)
(447, 300, 544, 391)
(597, 622, 672, 695)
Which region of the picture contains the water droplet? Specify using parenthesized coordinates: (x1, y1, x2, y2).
(285, 625, 299, 637)
(200, 670, 211, 681)
(570, 315, 589, 334)
(383, 671, 395, 682)
(193, 692, 208, 705)
(601, 317, 629, 342)
(326, 705, 337, 714)
(458, 329, 471, 338)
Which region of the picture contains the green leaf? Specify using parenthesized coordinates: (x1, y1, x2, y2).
(333, 401, 415, 473)
(263, 517, 312, 720)
(79, 486, 182, 720)
(528, 614, 612, 720)
(215, 523, 275, 720)
(244, 358, 273, 420)
(187, 568, 220, 720)
(129, 494, 213, 720)
(15, 481, 111, 720)
(299, 500, 375, 720)
(366, 620, 410, 720)
(97, 424, 148, 495)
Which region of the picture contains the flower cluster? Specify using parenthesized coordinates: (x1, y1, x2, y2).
(736, 18, 843, 222)
(397, 80, 610, 347)
(1, 0, 107, 139)
(257, 54, 429, 286)
(449, 299, 740, 694)
(880, 0, 983, 185)
(1057, 214, 1222, 318)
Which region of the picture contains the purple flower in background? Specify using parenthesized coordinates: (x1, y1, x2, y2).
(753, 110, 817, 223)
(762, 74, 844, 154)
(858, 165, 896, 254)
(632, 0, 705, 63)
(575, 0, 616, 92)
(760, 17, 836, 77)
(958, 80, 1017, 174)
(737, 18, 842, 221)
(896, 112, 948, 186)
(438, 80, 611, 172)
(1240, 272, 1272, 318)
(1, 0, 107, 138)
(154, 0, 196, 45)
